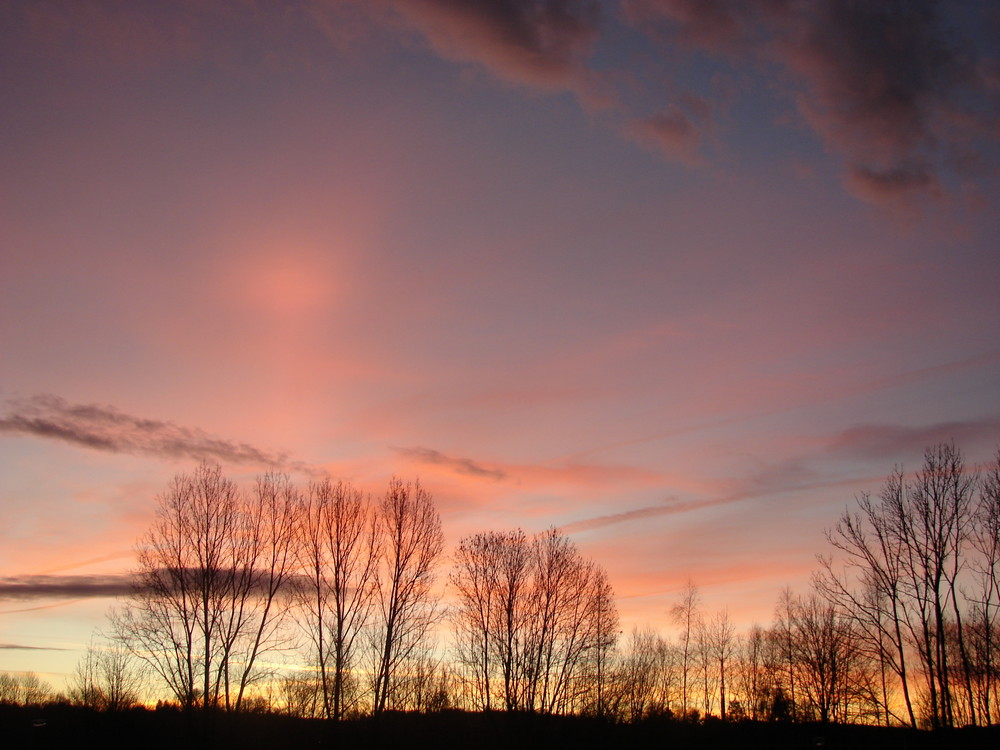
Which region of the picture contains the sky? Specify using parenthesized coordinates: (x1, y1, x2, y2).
(1, 0, 999, 690)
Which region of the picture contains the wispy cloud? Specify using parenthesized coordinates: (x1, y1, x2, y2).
(395, 446, 508, 481)
(561, 415, 1000, 533)
(0, 394, 306, 470)
(562, 467, 879, 534)
(562, 498, 706, 533)
(828, 417, 1000, 462)
(0, 643, 68, 651)
(0, 574, 133, 601)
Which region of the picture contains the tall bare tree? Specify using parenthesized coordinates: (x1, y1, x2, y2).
(450, 527, 618, 715)
(113, 463, 299, 711)
(905, 443, 977, 726)
(818, 444, 986, 728)
(451, 529, 527, 710)
(816, 471, 917, 728)
(670, 580, 701, 718)
(969, 450, 1000, 723)
(708, 609, 737, 720)
(294, 478, 378, 719)
(371, 478, 444, 714)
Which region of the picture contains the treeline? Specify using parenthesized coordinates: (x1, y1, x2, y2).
(6, 443, 999, 732)
(95, 466, 615, 720)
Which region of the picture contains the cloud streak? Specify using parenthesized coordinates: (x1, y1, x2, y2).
(563, 467, 881, 534)
(395, 446, 508, 481)
(562, 414, 1000, 533)
(828, 417, 1000, 462)
(0, 394, 302, 469)
(562, 497, 720, 533)
(0, 574, 133, 601)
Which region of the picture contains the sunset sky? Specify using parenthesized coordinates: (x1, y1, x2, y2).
(2, 1, 999, 689)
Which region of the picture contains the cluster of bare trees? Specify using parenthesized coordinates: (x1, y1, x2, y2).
(0, 671, 53, 705)
(49, 441, 997, 729)
(111, 465, 300, 712)
(590, 444, 998, 729)
(817, 443, 1000, 728)
(483, 443, 998, 730)
(613, 444, 1000, 729)
(450, 528, 617, 715)
(102, 462, 623, 720)
(110, 464, 444, 718)
(68, 640, 143, 710)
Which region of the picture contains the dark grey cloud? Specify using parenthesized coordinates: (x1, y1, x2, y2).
(0, 643, 68, 651)
(0, 574, 133, 601)
(0, 569, 335, 607)
(624, 0, 999, 201)
(0, 394, 306, 470)
(395, 446, 508, 481)
(382, 0, 603, 92)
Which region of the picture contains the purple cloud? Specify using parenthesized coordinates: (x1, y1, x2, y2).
(0, 394, 309, 470)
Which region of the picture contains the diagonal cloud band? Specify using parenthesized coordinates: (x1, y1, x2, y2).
(0, 574, 134, 601)
(394, 446, 509, 481)
(0, 394, 313, 472)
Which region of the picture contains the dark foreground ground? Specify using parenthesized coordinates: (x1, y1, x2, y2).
(3, 704, 997, 750)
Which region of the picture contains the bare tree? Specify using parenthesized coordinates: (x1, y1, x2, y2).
(968, 449, 1000, 724)
(113, 463, 299, 711)
(450, 527, 618, 715)
(224, 472, 301, 711)
(787, 593, 867, 723)
(773, 586, 801, 721)
(451, 529, 526, 710)
(613, 626, 674, 721)
(816, 472, 918, 728)
(278, 671, 322, 718)
(735, 623, 778, 720)
(904, 443, 977, 726)
(70, 640, 104, 709)
(520, 529, 617, 714)
(0, 672, 52, 705)
(70, 638, 144, 710)
(670, 580, 701, 718)
(708, 609, 737, 720)
(294, 478, 378, 719)
(585, 564, 619, 717)
(370, 478, 444, 714)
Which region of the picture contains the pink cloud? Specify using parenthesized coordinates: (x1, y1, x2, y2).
(396, 444, 668, 492)
(625, 106, 704, 165)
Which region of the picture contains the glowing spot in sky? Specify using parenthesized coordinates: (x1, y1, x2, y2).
(236, 247, 339, 318)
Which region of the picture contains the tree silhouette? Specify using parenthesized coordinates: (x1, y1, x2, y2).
(370, 478, 444, 714)
(450, 527, 617, 714)
(112, 463, 298, 711)
(294, 478, 377, 719)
